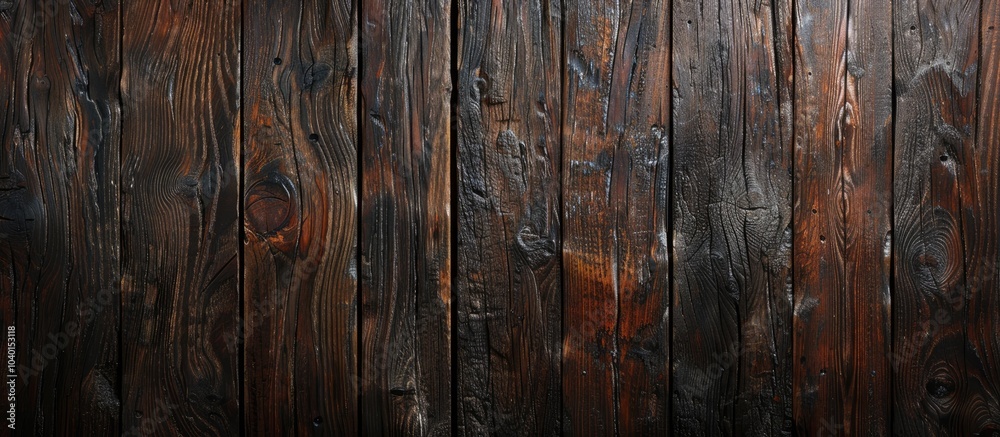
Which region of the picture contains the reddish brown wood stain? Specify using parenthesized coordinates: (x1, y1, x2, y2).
(0, 0, 999, 435)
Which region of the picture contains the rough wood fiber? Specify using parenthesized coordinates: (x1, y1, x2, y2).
(561, 0, 671, 434)
(794, 0, 894, 434)
(454, 0, 562, 434)
(0, 0, 121, 434)
(965, 0, 1000, 431)
(671, 0, 793, 433)
(243, 0, 358, 434)
(892, 0, 987, 434)
(359, 0, 452, 434)
(120, 0, 241, 434)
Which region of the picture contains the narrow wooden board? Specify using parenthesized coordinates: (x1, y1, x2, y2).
(671, 0, 794, 433)
(794, 0, 892, 435)
(561, 0, 671, 434)
(839, 0, 894, 432)
(0, 1, 121, 434)
(243, 0, 358, 434)
(965, 0, 1000, 429)
(892, 0, 984, 434)
(794, 0, 894, 433)
(454, 0, 562, 434)
(120, 0, 241, 434)
(359, 0, 452, 433)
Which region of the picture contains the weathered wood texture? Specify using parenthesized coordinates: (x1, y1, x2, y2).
(454, 0, 562, 435)
(359, 0, 452, 434)
(0, 0, 121, 434)
(243, 0, 358, 434)
(671, 0, 793, 433)
(5, 0, 1000, 435)
(893, 0, 998, 434)
(793, 0, 894, 434)
(968, 0, 1000, 431)
(120, 0, 241, 435)
(561, 0, 671, 434)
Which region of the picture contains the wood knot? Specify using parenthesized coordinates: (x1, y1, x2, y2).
(926, 376, 955, 399)
(245, 173, 295, 236)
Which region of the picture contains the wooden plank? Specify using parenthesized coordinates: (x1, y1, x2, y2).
(0, 1, 121, 434)
(838, 0, 894, 432)
(966, 0, 1000, 430)
(671, 0, 793, 433)
(120, 0, 241, 434)
(892, 0, 984, 434)
(242, 0, 358, 434)
(359, 0, 452, 433)
(561, 0, 671, 433)
(453, 0, 561, 434)
(794, 0, 894, 433)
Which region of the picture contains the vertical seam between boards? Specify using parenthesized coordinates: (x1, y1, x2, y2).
(117, 1, 125, 433)
(356, 0, 364, 434)
(237, 0, 246, 434)
(449, 0, 460, 433)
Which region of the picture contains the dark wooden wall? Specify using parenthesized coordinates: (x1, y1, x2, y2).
(0, 0, 998, 435)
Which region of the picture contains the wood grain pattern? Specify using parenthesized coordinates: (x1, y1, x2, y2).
(966, 1, 1000, 432)
(120, 0, 241, 434)
(839, 0, 894, 432)
(3, 1, 1000, 434)
(243, 0, 358, 434)
(359, 0, 452, 434)
(892, 0, 986, 434)
(561, 0, 671, 434)
(454, 0, 562, 434)
(0, 0, 121, 434)
(793, 0, 894, 434)
(671, 0, 793, 433)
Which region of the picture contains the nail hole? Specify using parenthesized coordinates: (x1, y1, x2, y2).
(910, 25, 916, 30)
(313, 417, 323, 426)
(687, 20, 692, 24)
(819, 369, 827, 376)
(309, 133, 320, 142)
(940, 155, 949, 162)
(811, 208, 818, 214)
(820, 235, 826, 242)
(273, 57, 282, 65)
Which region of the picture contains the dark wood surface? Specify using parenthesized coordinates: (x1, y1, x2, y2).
(360, 0, 452, 434)
(1, 1, 121, 434)
(1, 0, 999, 435)
(120, 0, 242, 434)
(893, 0, 997, 434)
(793, 0, 894, 434)
(671, 0, 792, 433)
(243, 0, 358, 434)
(561, 0, 671, 434)
(454, 0, 562, 434)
